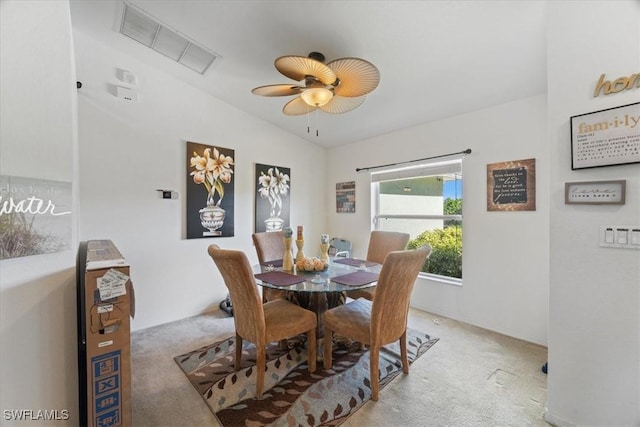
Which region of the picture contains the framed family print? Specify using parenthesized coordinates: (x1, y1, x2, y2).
(565, 180, 626, 205)
(570, 102, 640, 170)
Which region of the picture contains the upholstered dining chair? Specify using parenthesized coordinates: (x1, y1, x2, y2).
(252, 231, 287, 302)
(348, 230, 411, 301)
(323, 245, 431, 401)
(207, 244, 317, 398)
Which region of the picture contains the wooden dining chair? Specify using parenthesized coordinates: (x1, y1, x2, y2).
(207, 245, 317, 398)
(323, 245, 431, 401)
(348, 230, 411, 301)
(252, 231, 287, 302)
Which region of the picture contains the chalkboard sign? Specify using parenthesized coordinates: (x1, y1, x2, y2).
(487, 158, 536, 211)
(492, 167, 528, 204)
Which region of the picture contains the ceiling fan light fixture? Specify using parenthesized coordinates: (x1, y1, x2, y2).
(300, 88, 333, 107)
(253, 51, 379, 116)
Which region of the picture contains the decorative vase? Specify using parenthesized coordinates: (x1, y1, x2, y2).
(283, 237, 294, 271)
(264, 216, 284, 232)
(199, 191, 225, 236)
(320, 242, 329, 263)
(295, 239, 305, 262)
(199, 204, 225, 236)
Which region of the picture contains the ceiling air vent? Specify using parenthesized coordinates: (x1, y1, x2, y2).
(120, 2, 221, 75)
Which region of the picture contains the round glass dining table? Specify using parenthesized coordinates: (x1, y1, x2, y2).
(253, 258, 381, 358)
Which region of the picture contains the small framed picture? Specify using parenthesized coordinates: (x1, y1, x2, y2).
(336, 181, 355, 213)
(564, 180, 626, 205)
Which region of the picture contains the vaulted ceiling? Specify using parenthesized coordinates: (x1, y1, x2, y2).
(69, 0, 548, 148)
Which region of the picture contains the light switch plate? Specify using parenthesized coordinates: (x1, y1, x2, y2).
(605, 228, 614, 243)
(617, 229, 628, 244)
(600, 225, 640, 249)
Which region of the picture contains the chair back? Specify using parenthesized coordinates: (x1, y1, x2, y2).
(252, 231, 285, 264)
(366, 231, 411, 264)
(207, 245, 265, 344)
(370, 245, 431, 344)
(328, 237, 352, 258)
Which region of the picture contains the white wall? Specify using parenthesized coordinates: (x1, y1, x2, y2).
(3, 2, 637, 425)
(0, 2, 326, 423)
(72, 29, 328, 331)
(546, 1, 640, 426)
(326, 94, 550, 346)
(0, 1, 79, 425)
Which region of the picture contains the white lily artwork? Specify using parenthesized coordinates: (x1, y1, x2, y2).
(255, 164, 291, 232)
(187, 141, 235, 239)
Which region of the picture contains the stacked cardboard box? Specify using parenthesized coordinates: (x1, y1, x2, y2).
(77, 240, 134, 427)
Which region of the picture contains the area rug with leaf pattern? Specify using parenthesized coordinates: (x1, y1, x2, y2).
(174, 329, 438, 426)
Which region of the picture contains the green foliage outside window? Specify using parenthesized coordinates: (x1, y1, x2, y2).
(443, 197, 462, 227)
(444, 198, 462, 215)
(407, 225, 462, 278)
(407, 198, 462, 278)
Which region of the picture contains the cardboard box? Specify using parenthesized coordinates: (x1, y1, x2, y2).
(77, 240, 133, 427)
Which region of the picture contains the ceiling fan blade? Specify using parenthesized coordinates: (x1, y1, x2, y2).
(275, 55, 337, 85)
(319, 95, 367, 114)
(282, 96, 318, 115)
(326, 57, 380, 97)
(251, 84, 303, 97)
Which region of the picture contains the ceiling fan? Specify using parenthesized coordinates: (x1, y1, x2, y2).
(251, 52, 380, 115)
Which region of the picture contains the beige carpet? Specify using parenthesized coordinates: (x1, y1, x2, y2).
(131, 308, 550, 426)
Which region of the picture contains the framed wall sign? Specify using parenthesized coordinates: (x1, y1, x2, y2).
(487, 158, 536, 211)
(565, 180, 626, 205)
(0, 175, 72, 259)
(570, 102, 640, 170)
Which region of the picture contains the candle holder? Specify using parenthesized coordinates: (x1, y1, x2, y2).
(283, 237, 294, 271)
(295, 239, 305, 262)
(320, 242, 329, 263)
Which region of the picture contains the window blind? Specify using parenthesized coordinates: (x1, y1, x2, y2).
(370, 157, 463, 183)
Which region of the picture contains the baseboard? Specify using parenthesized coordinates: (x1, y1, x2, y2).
(544, 408, 576, 427)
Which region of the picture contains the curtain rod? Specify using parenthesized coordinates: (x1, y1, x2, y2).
(355, 148, 472, 172)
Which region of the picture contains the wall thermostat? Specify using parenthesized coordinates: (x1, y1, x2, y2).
(157, 190, 178, 200)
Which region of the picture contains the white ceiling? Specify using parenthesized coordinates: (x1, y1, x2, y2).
(69, 0, 548, 148)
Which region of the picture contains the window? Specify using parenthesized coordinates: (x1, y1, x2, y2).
(371, 159, 463, 282)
